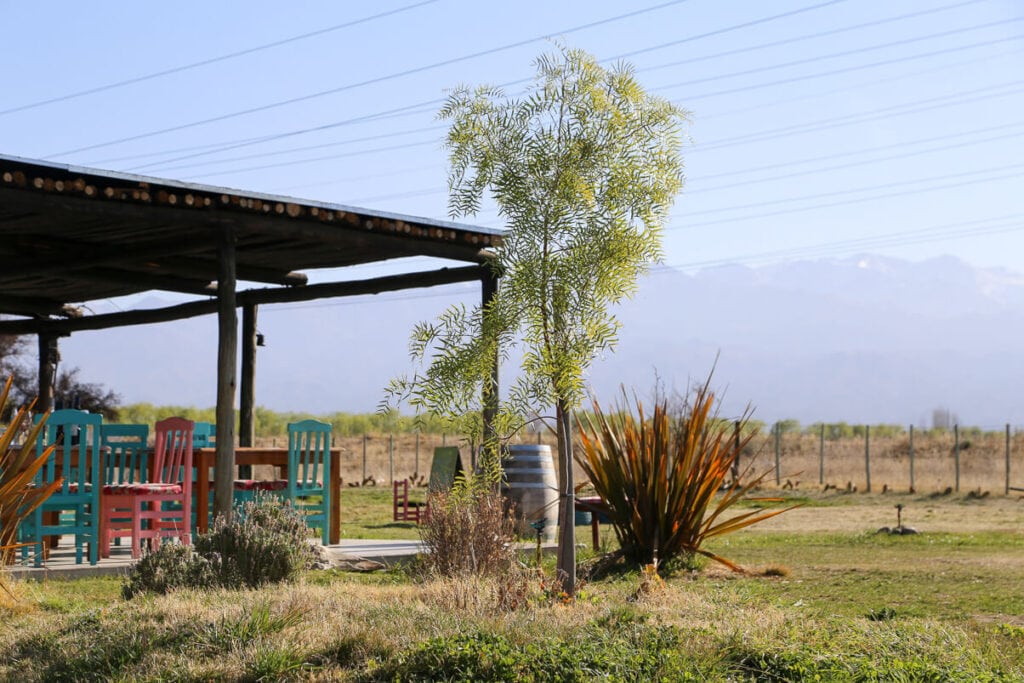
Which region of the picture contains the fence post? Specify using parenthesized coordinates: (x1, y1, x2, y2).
(361, 433, 367, 483)
(415, 430, 420, 477)
(537, 430, 542, 445)
(1006, 423, 1011, 496)
(818, 423, 824, 485)
(774, 423, 781, 486)
(442, 432, 446, 447)
(909, 424, 915, 492)
(954, 424, 960, 493)
(389, 433, 394, 485)
(864, 425, 871, 493)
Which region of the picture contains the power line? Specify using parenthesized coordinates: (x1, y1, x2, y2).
(636, 0, 991, 74)
(134, 38, 1024, 179)
(0, 0, 442, 118)
(671, 167, 1024, 231)
(87, 0, 929, 174)
(309, 124, 1024, 206)
(679, 34, 1024, 102)
(691, 80, 1024, 151)
(656, 20, 1023, 93)
(689, 126, 1024, 193)
(135, 124, 446, 175)
(45, 0, 693, 159)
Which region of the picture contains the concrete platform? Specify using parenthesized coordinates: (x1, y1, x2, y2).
(4, 537, 428, 581)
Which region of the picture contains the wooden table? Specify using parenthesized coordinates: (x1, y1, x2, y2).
(192, 447, 343, 544)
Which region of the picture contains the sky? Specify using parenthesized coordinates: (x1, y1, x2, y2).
(2, 1, 1024, 416)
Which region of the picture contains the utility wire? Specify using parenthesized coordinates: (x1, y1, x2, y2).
(134, 34, 1023, 178)
(97, 0, 936, 174)
(671, 167, 1024, 231)
(657, 21, 1023, 93)
(45, 0, 693, 159)
(681, 35, 1024, 103)
(637, 0, 991, 73)
(0, 0, 442, 117)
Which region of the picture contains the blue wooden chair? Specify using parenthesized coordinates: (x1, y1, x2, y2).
(234, 419, 331, 544)
(97, 424, 148, 557)
(20, 409, 102, 566)
(192, 422, 216, 448)
(286, 419, 332, 545)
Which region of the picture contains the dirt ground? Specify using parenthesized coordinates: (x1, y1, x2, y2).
(750, 493, 1024, 534)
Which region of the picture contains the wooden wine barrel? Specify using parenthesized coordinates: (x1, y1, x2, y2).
(502, 444, 558, 542)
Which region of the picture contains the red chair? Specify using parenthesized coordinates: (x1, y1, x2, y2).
(100, 417, 194, 558)
(393, 479, 428, 524)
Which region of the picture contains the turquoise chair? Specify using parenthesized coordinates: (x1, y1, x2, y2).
(192, 422, 216, 448)
(234, 419, 331, 544)
(20, 409, 102, 566)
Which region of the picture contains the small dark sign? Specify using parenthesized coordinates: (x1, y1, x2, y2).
(429, 446, 464, 491)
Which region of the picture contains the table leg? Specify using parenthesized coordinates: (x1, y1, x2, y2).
(196, 453, 210, 533)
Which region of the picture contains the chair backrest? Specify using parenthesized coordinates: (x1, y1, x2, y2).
(153, 417, 195, 489)
(287, 419, 330, 488)
(35, 409, 102, 495)
(192, 422, 216, 448)
(100, 423, 149, 485)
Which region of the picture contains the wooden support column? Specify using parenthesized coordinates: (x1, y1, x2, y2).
(214, 228, 238, 522)
(36, 333, 58, 413)
(239, 304, 257, 479)
(480, 265, 500, 472)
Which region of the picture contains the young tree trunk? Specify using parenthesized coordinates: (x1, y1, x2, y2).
(556, 397, 576, 595)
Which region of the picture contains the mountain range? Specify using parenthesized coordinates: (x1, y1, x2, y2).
(59, 254, 1024, 428)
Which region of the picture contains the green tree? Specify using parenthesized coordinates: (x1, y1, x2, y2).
(388, 46, 685, 595)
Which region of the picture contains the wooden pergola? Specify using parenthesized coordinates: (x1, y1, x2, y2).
(0, 154, 501, 522)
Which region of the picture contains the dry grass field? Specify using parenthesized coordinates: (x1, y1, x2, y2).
(255, 428, 1024, 498)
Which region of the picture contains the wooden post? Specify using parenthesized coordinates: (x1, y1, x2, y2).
(361, 433, 367, 483)
(818, 423, 825, 485)
(389, 433, 394, 484)
(415, 430, 420, 477)
(864, 425, 871, 493)
(214, 227, 238, 522)
(480, 266, 500, 474)
(238, 303, 257, 478)
(36, 333, 58, 414)
(774, 423, 781, 486)
(954, 424, 960, 493)
(1006, 424, 1011, 496)
(909, 424, 915, 492)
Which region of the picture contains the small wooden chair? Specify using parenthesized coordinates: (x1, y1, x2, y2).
(393, 479, 428, 524)
(97, 423, 149, 555)
(99, 417, 194, 558)
(20, 409, 103, 566)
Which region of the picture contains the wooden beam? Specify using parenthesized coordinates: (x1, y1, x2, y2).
(36, 333, 57, 413)
(0, 265, 487, 335)
(239, 303, 257, 453)
(152, 256, 307, 287)
(214, 227, 237, 523)
(0, 294, 79, 318)
(480, 265, 500, 472)
(73, 267, 215, 296)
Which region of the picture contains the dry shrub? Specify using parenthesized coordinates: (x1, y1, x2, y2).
(418, 487, 519, 578)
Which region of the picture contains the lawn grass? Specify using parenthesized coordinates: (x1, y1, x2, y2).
(2, 491, 1022, 680)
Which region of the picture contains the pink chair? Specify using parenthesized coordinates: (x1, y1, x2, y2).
(100, 417, 194, 558)
(393, 479, 429, 524)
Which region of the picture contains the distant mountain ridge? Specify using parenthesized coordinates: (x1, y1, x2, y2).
(60, 254, 1024, 428)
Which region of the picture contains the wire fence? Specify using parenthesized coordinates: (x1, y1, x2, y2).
(250, 423, 1024, 496)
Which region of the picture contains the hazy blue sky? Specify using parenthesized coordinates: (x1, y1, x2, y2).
(2, 0, 1022, 282)
(4, 1, 1023, 418)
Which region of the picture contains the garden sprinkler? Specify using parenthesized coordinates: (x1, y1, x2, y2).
(531, 519, 547, 567)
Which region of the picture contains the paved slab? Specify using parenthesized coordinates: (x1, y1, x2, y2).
(4, 537, 429, 580)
